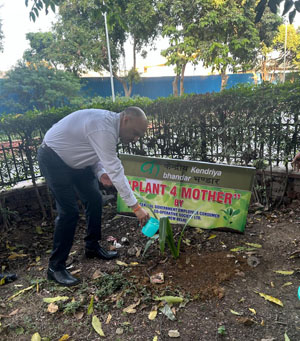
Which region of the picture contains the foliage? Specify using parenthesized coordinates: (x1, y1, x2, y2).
(39, 0, 159, 97)
(255, 0, 300, 24)
(272, 24, 300, 70)
(0, 61, 83, 113)
(197, 0, 261, 90)
(25, 0, 60, 21)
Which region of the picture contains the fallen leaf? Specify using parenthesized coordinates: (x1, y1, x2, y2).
(31, 332, 41, 341)
(230, 309, 242, 316)
(153, 336, 158, 341)
(150, 272, 164, 284)
(116, 260, 128, 267)
(59, 335, 70, 341)
(256, 292, 283, 307)
(129, 262, 139, 266)
(8, 285, 34, 301)
(87, 296, 94, 315)
(92, 269, 102, 280)
(70, 269, 81, 275)
(245, 242, 262, 248)
(282, 282, 293, 287)
(236, 317, 255, 326)
(249, 308, 256, 315)
(47, 303, 58, 314)
(284, 332, 291, 341)
(168, 329, 180, 338)
(43, 296, 69, 303)
(8, 252, 27, 260)
(105, 313, 112, 324)
(154, 296, 183, 304)
(9, 309, 19, 316)
(35, 256, 41, 262)
(35, 226, 43, 234)
(273, 270, 294, 275)
(123, 299, 140, 314)
(92, 315, 105, 337)
(75, 311, 84, 320)
(208, 234, 217, 240)
(148, 309, 157, 320)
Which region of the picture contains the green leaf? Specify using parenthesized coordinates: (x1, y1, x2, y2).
(142, 235, 159, 259)
(92, 315, 105, 337)
(154, 296, 184, 304)
(43, 296, 69, 303)
(87, 295, 94, 315)
(282, 0, 294, 16)
(159, 217, 168, 254)
(284, 332, 291, 341)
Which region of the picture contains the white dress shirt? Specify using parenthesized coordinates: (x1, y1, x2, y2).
(44, 109, 137, 207)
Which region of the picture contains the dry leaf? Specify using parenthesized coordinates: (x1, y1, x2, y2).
(208, 234, 217, 240)
(9, 309, 19, 316)
(153, 337, 158, 341)
(245, 242, 262, 248)
(43, 296, 69, 303)
(249, 308, 256, 315)
(273, 270, 294, 275)
(92, 269, 102, 280)
(75, 311, 84, 320)
(230, 309, 242, 316)
(148, 310, 157, 320)
(31, 332, 41, 341)
(282, 282, 293, 287)
(59, 335, 70, 341)
(8, 285, 34, 301)
(92, 315, 105, 337)
(116, 260, 128, 267)
(8, 252, 27, 260)
(123, 300, 140, 314)
(129, 262, 139, 266)
(257, 292, 283, 307)
(47, 303, 58, 314)
(236, 317, 255, 326)
(105, 313, 112, 324)
(70, 269, 81, 275)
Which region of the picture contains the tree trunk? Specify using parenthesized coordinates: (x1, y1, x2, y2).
(172, 74, 179, 97)
(113, 73, 132, 97)
(180, 63, 187, 96)
(220, 71, 229, 91)
(261, 56, 267, 81)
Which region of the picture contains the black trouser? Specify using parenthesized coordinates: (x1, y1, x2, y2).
(37, 143, 102, 271)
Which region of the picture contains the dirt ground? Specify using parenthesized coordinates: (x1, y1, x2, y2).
(1, 198, 300, 341)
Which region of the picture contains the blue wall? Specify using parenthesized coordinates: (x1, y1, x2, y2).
(0, 73, 257, 114)
(80, 73, 257, 99)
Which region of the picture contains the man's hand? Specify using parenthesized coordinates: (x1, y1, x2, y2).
(292, 152, 300, 172)
(132, 205, 150, 227)
(100, 173, 113, 187)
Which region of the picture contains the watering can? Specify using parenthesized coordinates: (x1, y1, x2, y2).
(142, 217, 159, 237)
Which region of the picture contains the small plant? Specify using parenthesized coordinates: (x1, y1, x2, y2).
(217, 325, 226, 336)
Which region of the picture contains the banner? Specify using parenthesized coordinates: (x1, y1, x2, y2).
(117, 155, 256, 232)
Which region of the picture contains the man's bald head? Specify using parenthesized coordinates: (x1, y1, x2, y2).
(119, 107, 148, 144)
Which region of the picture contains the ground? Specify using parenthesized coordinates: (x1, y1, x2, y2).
(1, 199, 300, 341)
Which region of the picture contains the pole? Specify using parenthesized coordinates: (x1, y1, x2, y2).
(283, 19, 288, 83)
(103, 3, 115, 102)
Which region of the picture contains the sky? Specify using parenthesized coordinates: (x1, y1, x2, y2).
(0, 1, 300, 77)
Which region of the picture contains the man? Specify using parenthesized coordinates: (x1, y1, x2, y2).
(38, 106, 150, 286)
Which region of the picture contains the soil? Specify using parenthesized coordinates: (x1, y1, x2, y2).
(1, 199, 300, 341)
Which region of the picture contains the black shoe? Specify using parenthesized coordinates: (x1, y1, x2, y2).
(47, 268, 80, 287)
(0, 273, 17, 284)
(85, 246, 118, 260)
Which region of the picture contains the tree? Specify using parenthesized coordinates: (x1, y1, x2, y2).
(44, 0, 159, 97)
(255, 0, 300, 24)
(255, 8, 283, 81)
(25, 0, 60, 21)
(198, 0, 261, 90)
(0, 61, 83, 113)
(159, 0, 203, 96)
(272, 24, 300, 73)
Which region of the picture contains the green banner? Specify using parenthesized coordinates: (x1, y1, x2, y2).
(117, 155, 255, 233)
